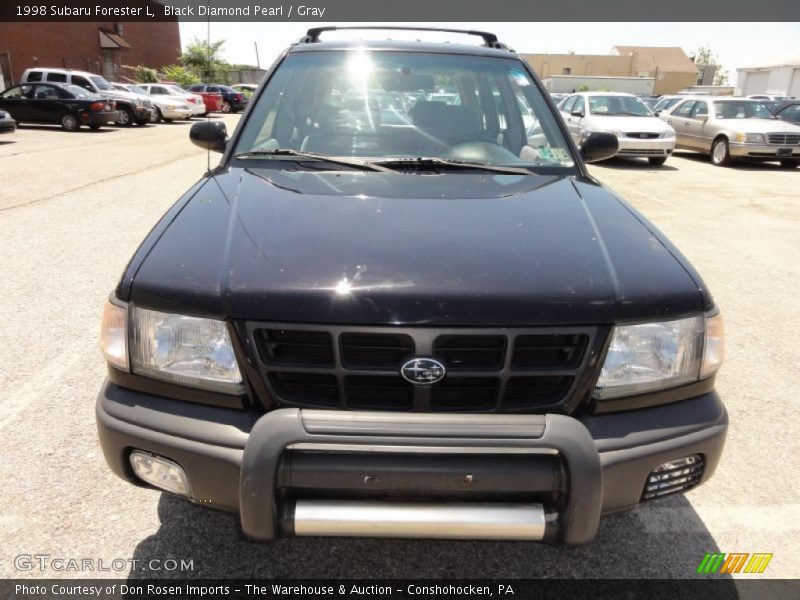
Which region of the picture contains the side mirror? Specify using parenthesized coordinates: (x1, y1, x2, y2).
(654, 110, 661, 116)
(190, 121, 227, 153)
(571, 110, 585, 118)
(580, 131, 619, 163)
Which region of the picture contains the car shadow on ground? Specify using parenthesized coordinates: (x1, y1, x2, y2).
(592, 157, 679, 172)
(127, 492, 735, 585)
(672, 151, 797, 171)
(0, 139, 16, 145)
(16, 124, 118, 133)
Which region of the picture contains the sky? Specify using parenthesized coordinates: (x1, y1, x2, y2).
(178, 22, 800, 87)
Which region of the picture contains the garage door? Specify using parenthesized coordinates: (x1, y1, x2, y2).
(789, 69, 800, 98)
(743, 71, 770, 95)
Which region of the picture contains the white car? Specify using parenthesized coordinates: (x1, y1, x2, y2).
(138, 83, 206, 116)
(559, 92, 676, 165)
(113, 84, 193, 123)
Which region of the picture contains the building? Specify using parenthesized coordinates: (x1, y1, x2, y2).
(610, 46, 699, 95)
(0, 22, 181, 88)
(521, 46, 699, 95)
(736, 58, 800, 97)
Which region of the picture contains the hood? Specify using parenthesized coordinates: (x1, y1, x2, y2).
(126, 169, 708, 326)
(721, 118, 800, 134)
(587, 115, 672, 134)
(101, 89, 141, 103)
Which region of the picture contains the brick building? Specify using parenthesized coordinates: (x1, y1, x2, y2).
(0, 22, 180, 87)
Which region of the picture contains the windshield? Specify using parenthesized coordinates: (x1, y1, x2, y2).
(166, 85, 185, 95)
(588, 95, 652, 116)
(126, 85, 148, 95)
(713, 101, 775, 119)
(89, 76, 115, 91)
(234, 50, 574, 169)
(654, 97, 681, 112)
(63, 84, 97, 99)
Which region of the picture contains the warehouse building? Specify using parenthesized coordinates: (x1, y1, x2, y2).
(521, 46, 699, 95)
(736, 58, 800, 97)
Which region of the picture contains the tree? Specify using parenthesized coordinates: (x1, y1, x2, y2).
(693, 46, 729, 86)
(161, 65, 200, 88)
(132, 65, 158, 83)
(180, 38, 229, 83)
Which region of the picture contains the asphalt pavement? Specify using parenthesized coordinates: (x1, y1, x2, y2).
(0, 117, 798, 580)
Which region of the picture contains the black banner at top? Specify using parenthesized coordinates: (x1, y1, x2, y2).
(1, 0, 800, 22)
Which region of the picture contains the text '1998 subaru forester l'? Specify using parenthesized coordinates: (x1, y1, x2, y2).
(97, 27, 726, 545)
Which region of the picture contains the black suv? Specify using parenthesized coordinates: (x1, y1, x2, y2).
(97, 28, 727, 545)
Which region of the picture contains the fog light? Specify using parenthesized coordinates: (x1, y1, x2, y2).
(129, 451, 190, 497)
(641, 454, 704, 501)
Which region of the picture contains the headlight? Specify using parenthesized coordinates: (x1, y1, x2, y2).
(660, 129, 676, 138)
(594, 313, 723, 400)
(129, 305, 243, 394)
(735, 133, 764, 144)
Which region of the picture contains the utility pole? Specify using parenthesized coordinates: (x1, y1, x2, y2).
(254, 41, 261, 69)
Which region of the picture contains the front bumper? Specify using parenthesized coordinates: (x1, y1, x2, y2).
(96, 381, 727, 545)
(615, 136, 675, 158)
(728, 142, 800, 159)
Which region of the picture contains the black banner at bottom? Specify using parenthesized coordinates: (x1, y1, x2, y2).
(3, 579, 800, 600)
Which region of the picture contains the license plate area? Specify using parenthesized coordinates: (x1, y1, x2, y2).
(777, 148, 792, 156)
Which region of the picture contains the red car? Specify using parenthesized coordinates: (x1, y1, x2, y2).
(161, 82, 223, 114)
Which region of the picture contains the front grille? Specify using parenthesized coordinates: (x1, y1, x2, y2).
(767, 133, 800, 145)
(247, 324, 600, 413)
(625, 132, 660, 139)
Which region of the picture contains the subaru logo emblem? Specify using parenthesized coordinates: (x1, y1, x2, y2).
(400, 357, 446, 385)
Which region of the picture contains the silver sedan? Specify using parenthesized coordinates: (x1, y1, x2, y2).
(661, 97, 800, 168)
(559, 92, 676, 166)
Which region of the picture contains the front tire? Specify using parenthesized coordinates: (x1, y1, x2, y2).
(60, 113, 80, 132)
(780, 159, 799, 169)
(115, 106, 134, 127)
(648, 156, 668, 166)
(220, 100, 231, 114)
(711, 137, 732, 166)
(152, 108, 164, 123)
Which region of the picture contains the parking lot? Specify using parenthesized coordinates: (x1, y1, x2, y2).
(0, 117, 798, 580)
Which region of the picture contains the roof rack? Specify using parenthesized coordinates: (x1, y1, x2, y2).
(299, 26, 510, 50)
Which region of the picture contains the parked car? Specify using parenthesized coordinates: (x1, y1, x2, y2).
(639, 96, 660, 110)
(747, 94, 790, 102)
(20, 68, 150, 126)
(549, 92, 567, 103)
(559, 91, 676, 165)
(0, 82, 118, 131)
(231, 83, 258, 99)
(0, 109, 16, 134)
(652, 95, 685, 115)
(661, 96, 800, 167)
(188, 83, 248, 113)
(98, 27, 727, 547)
(137, 83, 208, 117)
(113, 83, 193, 123)
(770, 100, 800, 125)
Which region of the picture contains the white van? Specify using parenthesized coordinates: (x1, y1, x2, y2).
(20, 68, 153, 126)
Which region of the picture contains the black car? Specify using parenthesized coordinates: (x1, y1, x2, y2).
(97, 27, 726, 546)
(188, 83, 248, 113)
(0, 83, 119, 131)
(770, 100, 800, 125)
(0, 109, 16, 134)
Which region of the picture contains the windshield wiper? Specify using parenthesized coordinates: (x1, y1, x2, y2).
(374, 157, 534, 175)
(233, 149, 393, 172)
